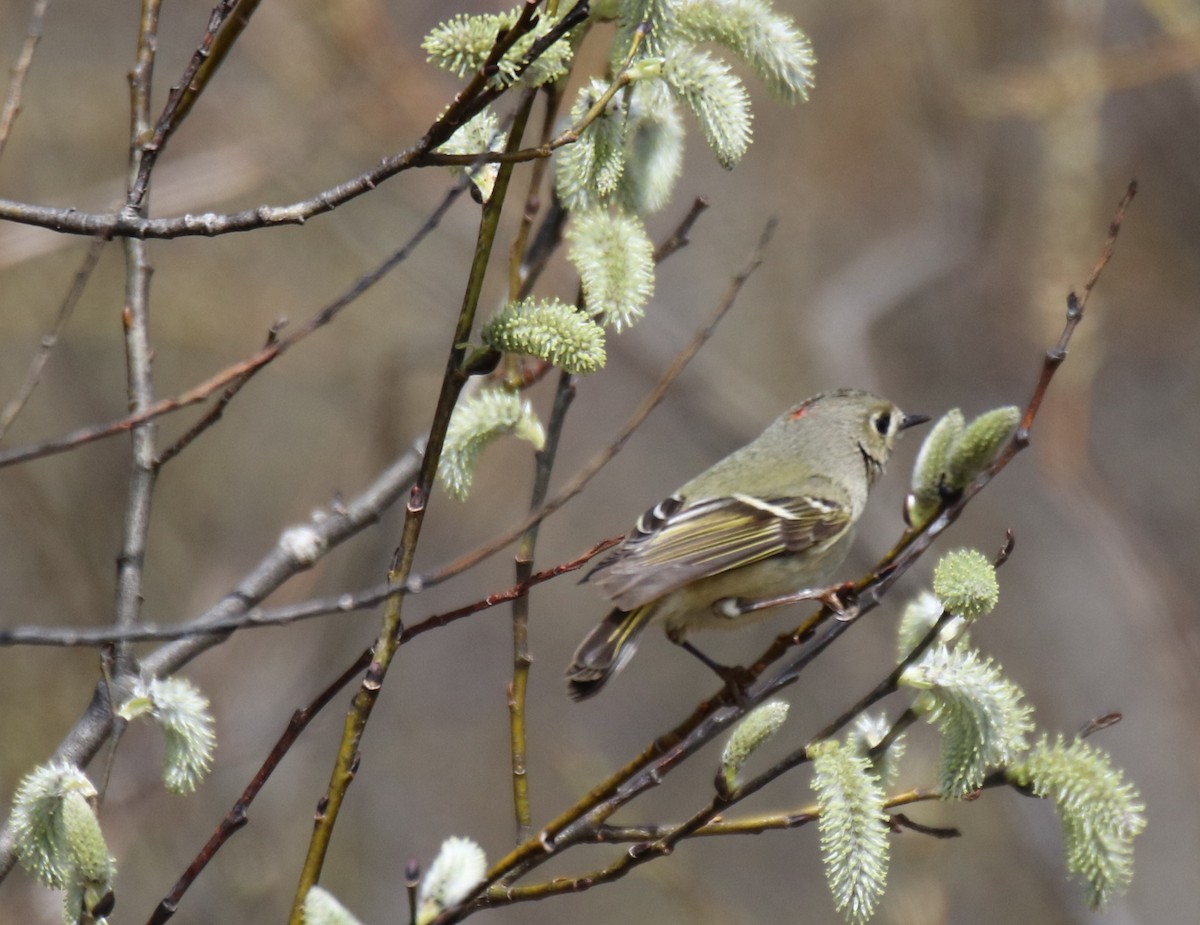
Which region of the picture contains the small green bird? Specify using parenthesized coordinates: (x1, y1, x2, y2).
(566, 389, 927, 700)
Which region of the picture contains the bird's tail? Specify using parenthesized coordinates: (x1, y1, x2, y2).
(566, 605, 655, 701)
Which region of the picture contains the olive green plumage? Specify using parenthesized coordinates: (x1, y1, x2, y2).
(566, 389, 926, 700)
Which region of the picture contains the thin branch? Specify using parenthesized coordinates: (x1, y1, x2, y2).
(506, 89, 572, 841)
(112, 0, 163, 655)
(128, 1, 258, 211)
(0, 236, 107, 439)
(287, 87, 539, 924)
(891, 813, 961, 839)
(652, 196, 710, 263)
(0, 1, 590, 240)
(152, 322, 283, 468)
(0, 535, 617, 650)
(95, 0, 164, 827)
(0, 346, 277, 468)
(0, 0, 48, 161)
(589, 788, 941, 841)
(0, 183, 466, 470)
(511, 370, 577, 840)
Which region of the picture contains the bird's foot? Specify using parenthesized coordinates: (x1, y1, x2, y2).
(823, 582, 861, 621)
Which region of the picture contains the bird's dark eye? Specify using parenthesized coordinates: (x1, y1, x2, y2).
(873, 411, 892, 436)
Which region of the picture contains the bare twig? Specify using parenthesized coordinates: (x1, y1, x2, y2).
(0, 1, 590, 240)
(588, 788, 941, 842)
(111, 0, 164, 657)
(891, 814, 961, 839)
(0, 183, 466, 470)
(507, 89, 573, 838)
(0, 536, 618, 648)
(153, 323, 283, 468)
(0, 0, 48, 161)
(94, 0, 165, 840)
(0, 236, 107, 438)
(653, 196, 710, 263)
(128, 1, 258, 210)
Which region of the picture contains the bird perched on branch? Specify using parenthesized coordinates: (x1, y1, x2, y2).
(566, 389, 927, 700)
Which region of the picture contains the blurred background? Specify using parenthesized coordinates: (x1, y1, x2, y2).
(0, 0, 1197, 922)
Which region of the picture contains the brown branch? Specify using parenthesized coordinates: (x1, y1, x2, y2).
(111, 0, 164, 660)
(0, 345, 280, 468)
(510, 369, 577, 840)
(94, 0, 166, 852)
(0, 236, 107, 439)
(128, 1, 258, 211)
(152, 323, 282, 468)
(505, 87, 575, 837)
(588, 788, 941, 841)
(0, 0, 48, 161)
(0, 183, 466, 470)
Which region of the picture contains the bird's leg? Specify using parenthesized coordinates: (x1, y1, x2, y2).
(714, 583, 861, 620)
(665, 626, 754, 704)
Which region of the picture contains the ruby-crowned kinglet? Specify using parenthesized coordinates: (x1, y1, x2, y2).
(566, 389, 927, 700)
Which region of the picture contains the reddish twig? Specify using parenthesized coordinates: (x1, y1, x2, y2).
(153, 321, 283, 468)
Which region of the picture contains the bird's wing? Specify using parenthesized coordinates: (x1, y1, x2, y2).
(585, 492, 849, 610)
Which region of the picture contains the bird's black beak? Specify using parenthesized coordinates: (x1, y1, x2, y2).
(899, 412, 930, 431)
